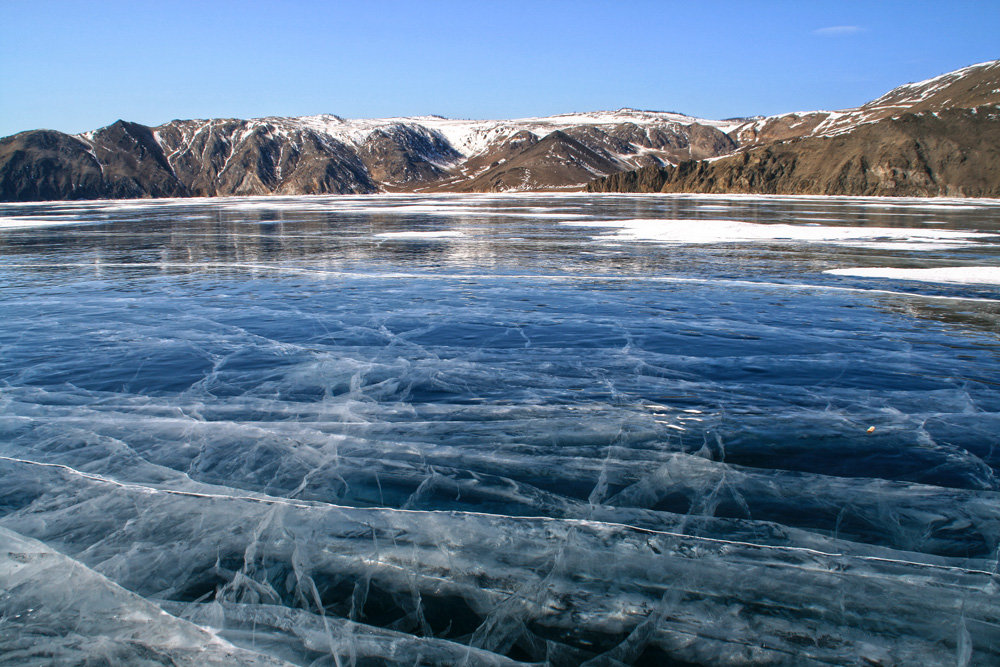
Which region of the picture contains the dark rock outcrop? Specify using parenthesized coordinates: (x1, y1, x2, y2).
(149, 119, 375, 196)
(0, 126, 189, 200)
(591, 60, 1000, 197)
(0, 130, 107, 201)
(589, 107, 1000, 197)
(731, 60, 1000, 147)
(451, 131, 623, 192)
(357, 124, 461, 187)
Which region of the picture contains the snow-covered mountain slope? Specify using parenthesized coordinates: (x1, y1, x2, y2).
(2, 61, 997, 200)
(593, 60, 1000, 198)
(142, 109, 740, 194)
(0, 109, 742, 200)
(593, 105, 1000, 197)
(734, 59, 1000, 145)
(281, 108, 742, 158)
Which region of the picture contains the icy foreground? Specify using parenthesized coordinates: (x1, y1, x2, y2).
(1, 194, 999, 665)
(0, 527, 290, 666)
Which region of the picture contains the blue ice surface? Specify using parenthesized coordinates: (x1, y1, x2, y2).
(1, 193, 998, 665)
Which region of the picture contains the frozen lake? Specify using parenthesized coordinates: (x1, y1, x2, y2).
(1, 193, 999, 665)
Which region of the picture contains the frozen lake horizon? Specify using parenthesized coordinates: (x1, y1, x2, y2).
(1, 193, 999, 665)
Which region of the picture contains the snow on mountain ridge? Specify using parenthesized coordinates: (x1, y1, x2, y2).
(734, 59, 1000, 144)
(50, 108, 740, 197)
(272, 109, 741, 158)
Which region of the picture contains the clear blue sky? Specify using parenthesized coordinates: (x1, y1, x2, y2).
(1, 0, 997, 136)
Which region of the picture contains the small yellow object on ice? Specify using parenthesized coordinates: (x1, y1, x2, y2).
(866, 426, 876, 434)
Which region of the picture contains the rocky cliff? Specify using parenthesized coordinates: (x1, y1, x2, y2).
(590, 60, 1000, 197)
(591, 107, 1000, 197)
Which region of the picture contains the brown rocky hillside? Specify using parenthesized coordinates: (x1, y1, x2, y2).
(590, 61, 1000, 197)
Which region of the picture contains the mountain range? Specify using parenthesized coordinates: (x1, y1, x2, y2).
(2, 60, 998, 201)
(590, 60, 1000, 197)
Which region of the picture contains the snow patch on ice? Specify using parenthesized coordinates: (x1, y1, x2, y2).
(561, 218, 995, 247)
(0, 216, 105, 229)
(825, 266, 1000, 285)
(374, 231, 465, 239)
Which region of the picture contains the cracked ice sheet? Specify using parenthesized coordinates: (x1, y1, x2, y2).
(2, 382, 999, 564)
(2, 193, 1000, 665)
(0, 526, 291, 666)
(0, 458, 997, 666)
